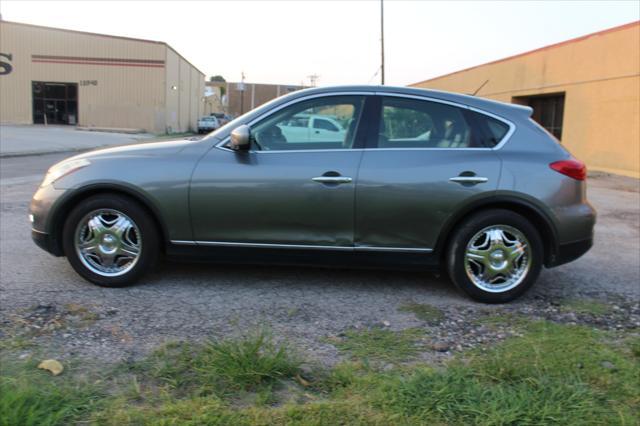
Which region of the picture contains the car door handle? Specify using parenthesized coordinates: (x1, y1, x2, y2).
(312, 176, 353, 184)
(449, 176, 489, 184)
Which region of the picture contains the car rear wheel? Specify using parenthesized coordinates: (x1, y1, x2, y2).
(62, 194, 159, 287)
(446, 209, 543, 303)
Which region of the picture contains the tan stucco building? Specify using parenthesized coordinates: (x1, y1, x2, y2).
(0, 20, 204, 134)
(411, 21, 640, 178)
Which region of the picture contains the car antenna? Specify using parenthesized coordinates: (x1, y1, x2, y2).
(471, 79, 489, 96)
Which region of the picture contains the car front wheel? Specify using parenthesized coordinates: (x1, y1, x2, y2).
(446, 209, 543, 303)
(62, 194, 159, 287)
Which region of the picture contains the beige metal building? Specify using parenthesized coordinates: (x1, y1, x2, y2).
(411, 21, 640, 178)
(0, 20, 204, 134)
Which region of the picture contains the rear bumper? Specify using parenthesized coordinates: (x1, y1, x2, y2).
(548, 236, 593, 267)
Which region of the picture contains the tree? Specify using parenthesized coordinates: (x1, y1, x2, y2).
(209, 75, 226, 82)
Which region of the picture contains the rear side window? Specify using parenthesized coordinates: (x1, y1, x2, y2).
(378, 97, 482, 148)
(470, 111, 510, 147)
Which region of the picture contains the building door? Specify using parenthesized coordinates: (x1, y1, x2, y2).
(32, 82, 78, 125)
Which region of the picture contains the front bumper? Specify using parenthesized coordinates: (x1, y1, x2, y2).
(31, 229, 62, 256)
(30, 184, 68, 256)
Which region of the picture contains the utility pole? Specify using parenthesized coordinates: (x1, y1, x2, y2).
(380, 0, 385, 85)
(307, 74, 319, 87)
(238, 71, 246, 114)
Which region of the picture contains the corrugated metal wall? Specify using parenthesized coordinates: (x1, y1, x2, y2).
(0, 21, 203, 134)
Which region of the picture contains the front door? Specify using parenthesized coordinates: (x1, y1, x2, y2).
(355, 95, 507, 250)
(32, 81, 78, 125)
(190, 95, 368, 247)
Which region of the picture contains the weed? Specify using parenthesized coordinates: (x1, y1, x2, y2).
(0, 358, 103, 426)
(3, 321, 638, 425)
(398, 303, 445, 325)
(330, 328, 423, 364)
(561, 299, 611, 316)
(380, 321, 640, 424)
(142, 329, 300, 397)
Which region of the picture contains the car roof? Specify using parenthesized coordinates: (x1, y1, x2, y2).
(287, 85, 532, 119)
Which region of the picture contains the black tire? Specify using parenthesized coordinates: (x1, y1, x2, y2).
(62, 193, 160, 287)
(446, 209, 543, 303)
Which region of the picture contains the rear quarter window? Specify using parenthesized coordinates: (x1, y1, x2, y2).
(471, 112, 510, 147)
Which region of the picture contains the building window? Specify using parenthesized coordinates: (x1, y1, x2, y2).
(513, 93, 565, 140)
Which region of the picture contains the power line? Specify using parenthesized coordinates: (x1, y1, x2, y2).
(367, 67, 381, 84)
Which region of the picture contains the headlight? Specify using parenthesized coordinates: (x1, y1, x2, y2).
(41, 159, 91, 187)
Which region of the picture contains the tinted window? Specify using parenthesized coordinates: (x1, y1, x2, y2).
(252, 96, 364, 151)
(378, 97, 480, 148)
(470, 111, 510, 147)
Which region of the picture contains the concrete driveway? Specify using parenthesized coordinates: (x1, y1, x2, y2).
(0, 125, 154, 157)
(0, 154, 638, 365)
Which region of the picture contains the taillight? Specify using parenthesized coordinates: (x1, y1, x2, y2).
(550, 159, 587, 181)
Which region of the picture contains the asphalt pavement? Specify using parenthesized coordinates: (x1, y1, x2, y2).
(1, 153, 638, 365)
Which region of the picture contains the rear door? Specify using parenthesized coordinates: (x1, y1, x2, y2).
(355, 95, 509, 251)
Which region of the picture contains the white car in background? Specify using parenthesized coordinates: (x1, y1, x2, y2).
(278, 114, 346, 142)
(197, 116, 220, 134)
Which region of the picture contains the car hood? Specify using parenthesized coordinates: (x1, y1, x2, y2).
(68, 138, 202, 161)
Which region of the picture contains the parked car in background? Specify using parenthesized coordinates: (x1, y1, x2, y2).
(211, 112, 233, 126)
(30, 85, 595, 303)
(278, 114, 347, 143)
(197, 116, 220, 133)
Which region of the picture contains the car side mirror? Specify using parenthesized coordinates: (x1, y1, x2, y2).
(230, 125, 251, 150)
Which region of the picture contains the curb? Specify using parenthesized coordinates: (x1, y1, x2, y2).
(0, 147, 92, 159)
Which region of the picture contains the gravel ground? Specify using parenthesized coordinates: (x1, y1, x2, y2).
(1, 155, 639, 366)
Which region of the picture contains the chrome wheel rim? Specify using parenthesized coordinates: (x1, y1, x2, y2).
(74, 209, 142, 277)
(464, 225, 531, 293)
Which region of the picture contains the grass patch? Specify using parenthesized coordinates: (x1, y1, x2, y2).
(0, 335, 34, 351)
(478, 311, 531, 330)
(133, 329, 300, 398)
(0, 358, 103, 426)
(561, 299, 611, 315)
(379, 321, 640, 424)
(2, 322, 638, 425)
(398, 303, 445, 325)
(329, 328, 423, 364)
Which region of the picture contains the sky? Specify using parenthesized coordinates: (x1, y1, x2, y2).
(1, 1, 638, 86)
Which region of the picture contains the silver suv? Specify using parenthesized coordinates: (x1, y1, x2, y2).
(30, 86, 596, 303)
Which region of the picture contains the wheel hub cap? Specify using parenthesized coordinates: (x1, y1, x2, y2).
(74, 209, 142, 277)
(464, 225, 531, 293)
(100, 234, 118, 253)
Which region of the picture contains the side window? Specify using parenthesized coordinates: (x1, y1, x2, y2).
(252, 96, 364, 151)
(378, 97, 481, 148)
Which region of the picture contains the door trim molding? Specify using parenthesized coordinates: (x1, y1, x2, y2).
(170, 240, 433, 253)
